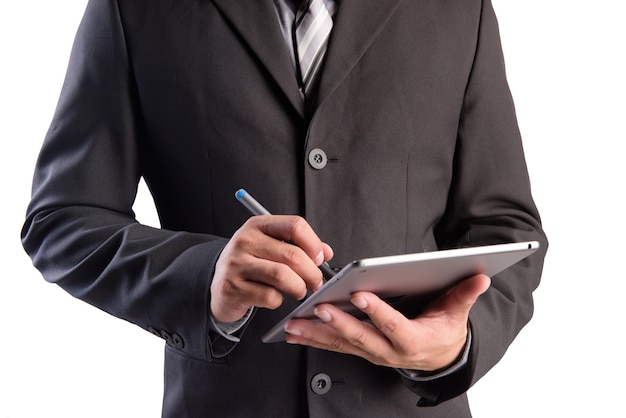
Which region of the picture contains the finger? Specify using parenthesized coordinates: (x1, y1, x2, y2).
(437, 274, 491, 314)
(212, 241, 307, 322)
(257, 215, 327, 266)
(254, 215, 329, 290)
(285, 319, 353, 352)
(233, 217, 325, 292)
(252, 239, 324, 292)
(240, 255, 312, 300)
(217, 241, 312, 302)
(348, 292, 471, 370)
(284, 309, 384, 359)
(321, 242, 334, 263)
(210, 273, 285, 322)
(315, 304, 390, 351)
(349, 292, 414, 343)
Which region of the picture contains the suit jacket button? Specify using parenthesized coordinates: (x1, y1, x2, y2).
(311, 373, 332, 395)
(160, 330, 172, 343)
(308, 148, 328, 170)
(172, 333, 185, 349)
(148, 327, 162, 337)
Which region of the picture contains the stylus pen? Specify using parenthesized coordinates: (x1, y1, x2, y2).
(235, 188, 335, 280)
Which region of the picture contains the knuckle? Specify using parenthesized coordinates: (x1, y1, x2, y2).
(283, 245, 305, 266)
(326, 336, 345, 351)
(218, 254, 242, 272)
(229, 233, 254, 251)
(377, 352, 399, 367)
(259, 289, 283, 310)
(282, 245, 298, 263)
(288, 216, 309, 239)
(219, 277, 244, 298)
(269, 264, 306, 298)
(268, 263, 291, 284)
(347, 331, 368, 348)
(378, 318, 400, 335)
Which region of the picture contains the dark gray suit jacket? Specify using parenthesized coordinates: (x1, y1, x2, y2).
(22, 0, 547, 416)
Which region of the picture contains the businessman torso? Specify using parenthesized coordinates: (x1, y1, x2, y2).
(25, 0, 544, 416)
(121, 0, 483, 256)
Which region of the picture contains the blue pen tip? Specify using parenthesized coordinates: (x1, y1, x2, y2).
(235, 189, 247, 200)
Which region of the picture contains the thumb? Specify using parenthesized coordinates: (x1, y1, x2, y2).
(450, 274, 491, 310)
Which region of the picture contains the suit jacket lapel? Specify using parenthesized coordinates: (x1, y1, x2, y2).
(211, 0, 305, 117)
(209, 0, 402, 119)
(316, 0, 402, 108)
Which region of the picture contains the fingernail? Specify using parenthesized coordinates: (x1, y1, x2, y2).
(314, 308, 332, 323)
(285, 326, 302, 337)
(315, 251, 324, 266)
(351, 296, 368, 310)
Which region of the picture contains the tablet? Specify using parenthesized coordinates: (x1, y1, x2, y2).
(261, 241, 539, 343)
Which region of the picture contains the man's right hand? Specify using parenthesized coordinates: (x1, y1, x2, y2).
(210, 215, 334, 323)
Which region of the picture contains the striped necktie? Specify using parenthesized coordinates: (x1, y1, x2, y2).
(293, 0, 333, 101)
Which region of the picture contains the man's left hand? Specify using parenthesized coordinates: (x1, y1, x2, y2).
(284, 274, 490, 371)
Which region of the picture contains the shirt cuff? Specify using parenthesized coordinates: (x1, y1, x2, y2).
(396, 325, 472, 382)
(208, 307, 255, 343)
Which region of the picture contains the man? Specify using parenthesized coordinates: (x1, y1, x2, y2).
(22, 0, 547, 416)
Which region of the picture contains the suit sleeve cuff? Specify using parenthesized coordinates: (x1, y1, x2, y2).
(208, 307, 256, 343)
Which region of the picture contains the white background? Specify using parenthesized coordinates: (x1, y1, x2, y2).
(1, 1, 624, 416)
